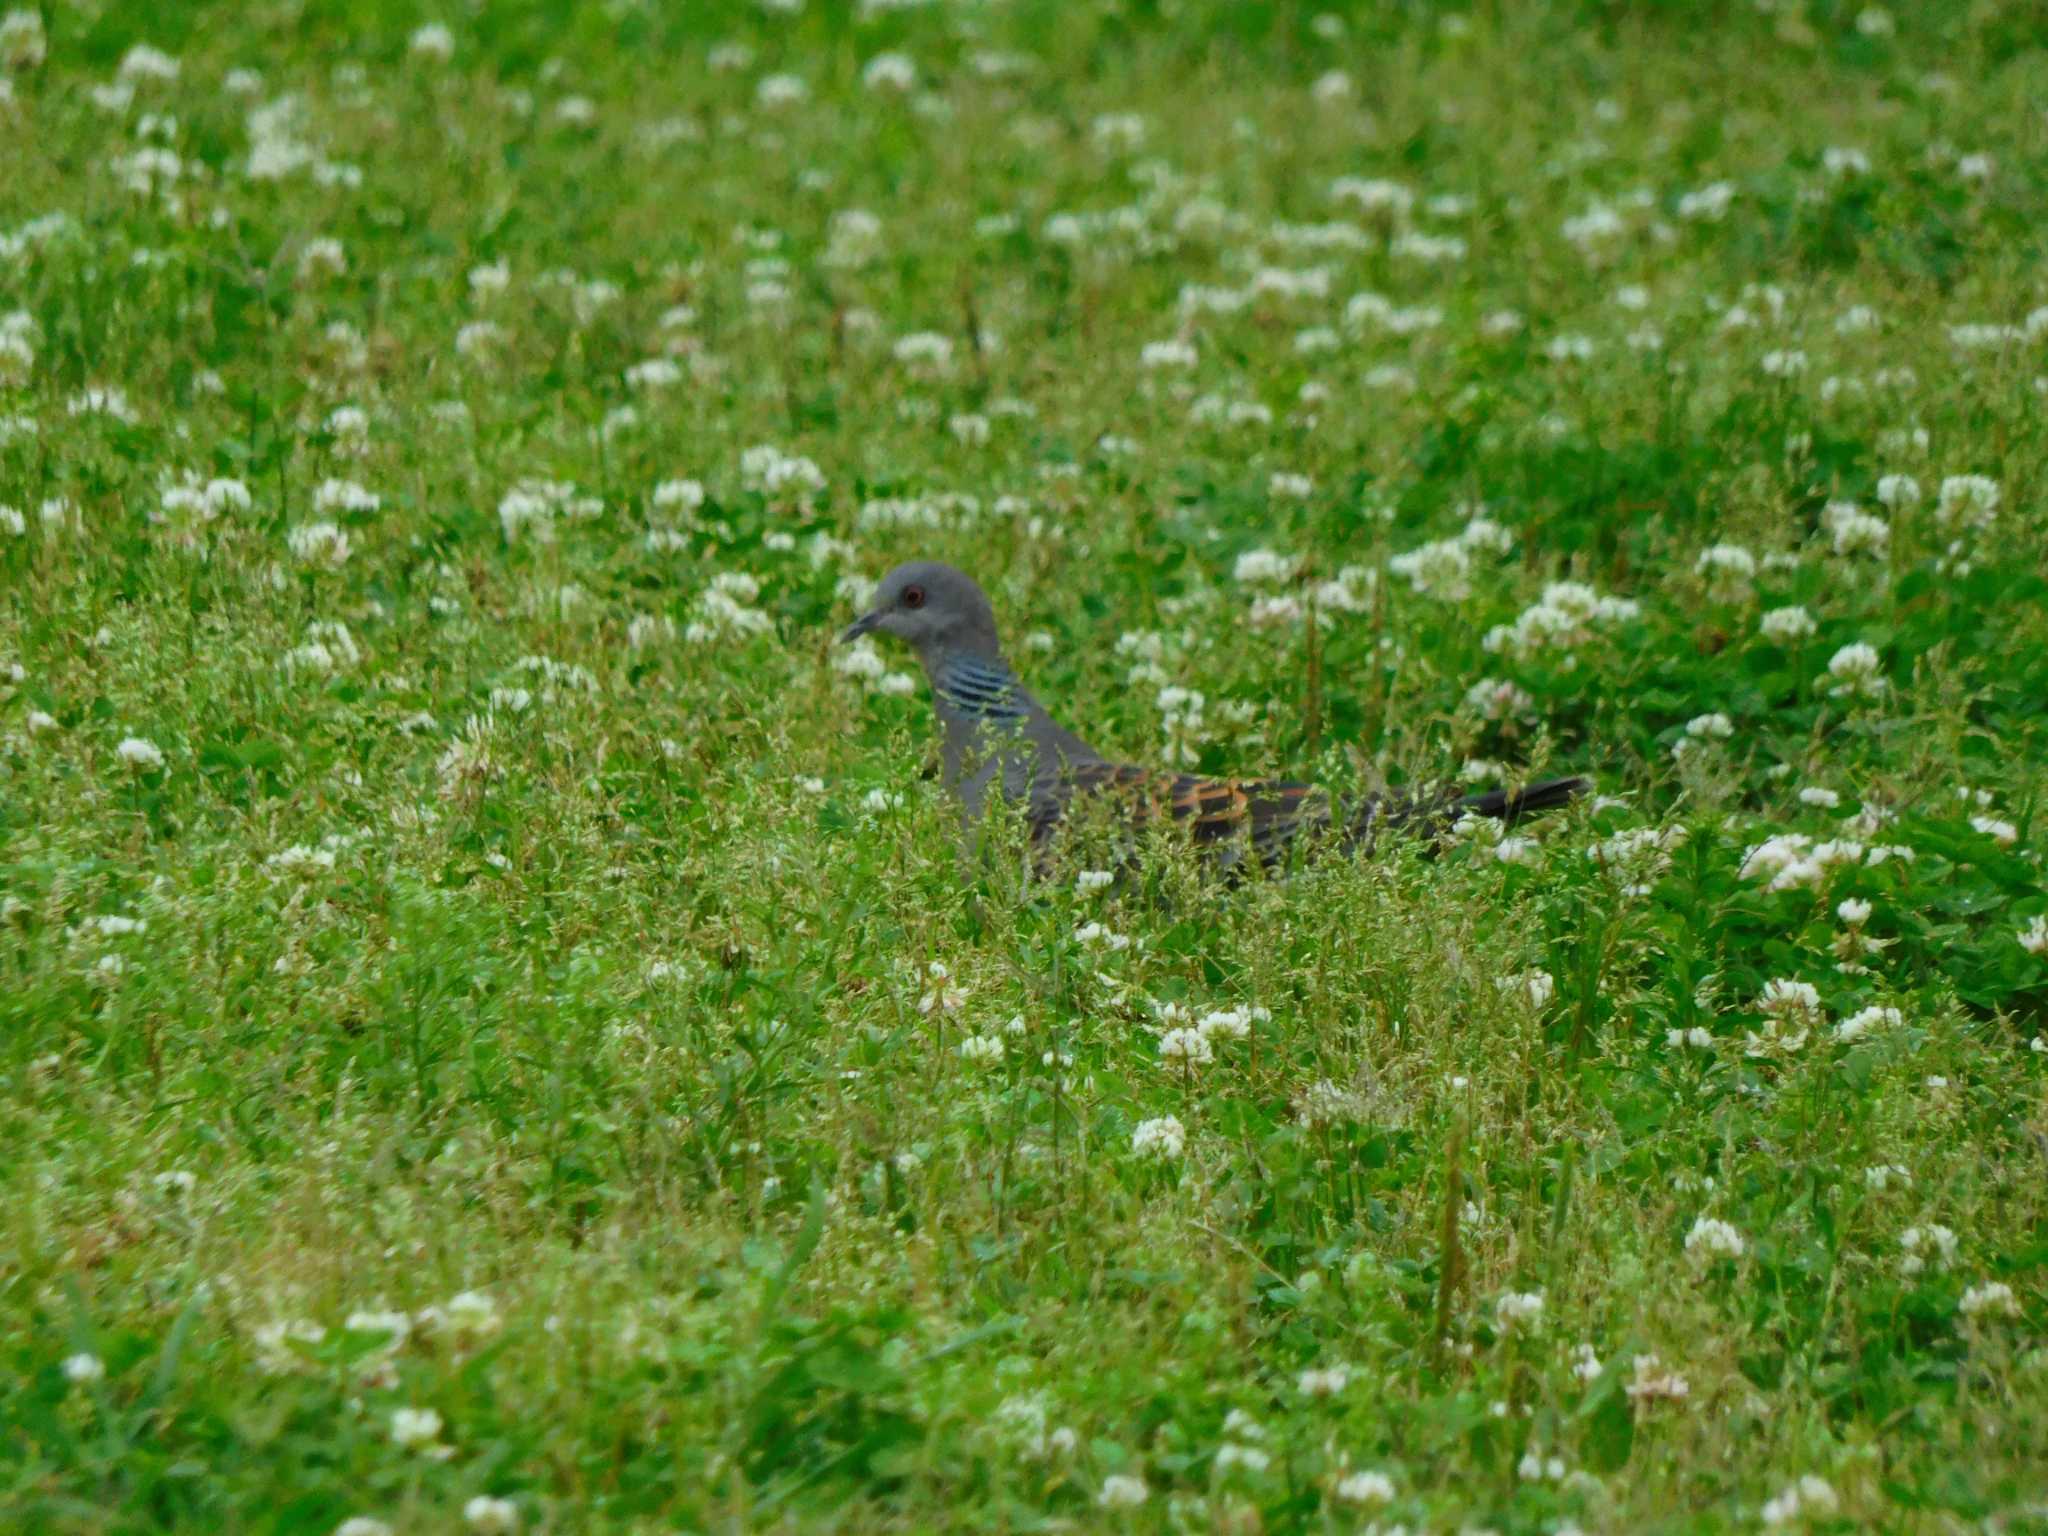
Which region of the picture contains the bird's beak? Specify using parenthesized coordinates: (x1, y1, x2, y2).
(837, 610, 880, 645)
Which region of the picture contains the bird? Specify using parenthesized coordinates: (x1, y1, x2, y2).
(838, 560, 1587, 871)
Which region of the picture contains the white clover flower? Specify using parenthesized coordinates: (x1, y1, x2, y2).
(116, 736, 165, 772)
(1758, 978, 1822, 1020)
(440, 1291, 502, 1338)
(1822, 499, 1889, 557)
(456, 320, 505, 358)
(1096, 1473, 1148, 1508)
(1899, 1223, 1958, 1276)
(1825, 642, 1886, 699)
(624, 357, 682, 390)
(861, 51, 915, 91)
(685, 574, 774, 643)
(335, 1519, 396, 1536)
(1158, 1028, 1212, 1066)
(892, 331, 953, 372)
(1075, 921, 1130, 953)
(959, 1034, 1005, 1065)
(1958, 1281, 2019, 1319)
(1233, 547, 1297, 585)
(1677, 181, 1735, 220)
(756, 72, 808, 109)
(1667, 1026, 1715, 1051)
(1389, 537, 1472, 601)
(1495, 1290, 1545, 1332)
(918, 967, 967, 1015)
(0, 332, 31, 388)
(267, 844, 337, 875)
(286, 521, 351, 568)
(1683, 1216, 1746, 1261)
(1214, 1441, 1271, 1475)
(1296, 1364, 1350, 1396)
(1075, 869, 1114, 898)
(463, 1497, 518, 1535)
(1760, 605, 1817, 643)
(409, 23, 455, 61)
(345, 1307, 412, 1345)
(1813, 838, 1865, 869)
(1695, 543, 1757, 602)
(1875, 473, 1921, 510)
(1761, 1475, 1839, 1527)
(627, 614, 677, 651)
(1140, 338, 1197, 370)
(118, 44, 181, 82)
(1835, 898, 1872, 926)
(740, 444, 826, 502)
(1131, 1115, 1186, 1159)
(1484, 581, 1639, 660)
(652, 479, 706, 517)
(297, 236, 346, 281)
(1500, 969, 1554, 1008)
(313, 478, 379, 516)
(1196, 1006, 1260, 1041)
(389, 1406, 445, 1450)
(1465, 677, 1534, 720)
(62, 1352, 106, 1385)
(1333, 1470, 1395, 1505)
(1624, 1353, 1691, 1406)
(2018, 916, 2048, 956)
(1970, 815, 2018, 847)
(1834, 1004, 1901, 1043)
(0, 8, 48, 69)
(1935, 474, 1999, 531)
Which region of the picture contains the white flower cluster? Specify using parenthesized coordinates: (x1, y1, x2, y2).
(685, 573, 774, 643)
(1761, 1475, 1839, 1528)
(1157, 685, 1206, 768)
(1484, 581, 1640, 661)
(497, 479, 600, 544)
(1130, 1115, 1185, 1159)
(1739, 833, 1869, 892)
(740, 443, 827, 503)
(156, 472, 253, 537)
(1683, 1215, 1746, 1261)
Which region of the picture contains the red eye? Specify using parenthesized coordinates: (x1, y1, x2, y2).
(902, 586, 925, 609)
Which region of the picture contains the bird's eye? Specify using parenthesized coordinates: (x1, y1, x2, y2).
(902, 585, 926, 609)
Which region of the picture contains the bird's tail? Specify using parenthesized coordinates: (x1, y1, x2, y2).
(1456, 775, 1591, 823)
(1343, 775, 1591, 850)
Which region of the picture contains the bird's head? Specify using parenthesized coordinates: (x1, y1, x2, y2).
(838, 561, 1001, 661)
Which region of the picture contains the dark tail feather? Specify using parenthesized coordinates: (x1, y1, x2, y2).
(1458, 775, 1591, 823)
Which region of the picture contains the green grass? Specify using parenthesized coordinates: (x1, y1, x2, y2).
(3, 1, 2048, 1531)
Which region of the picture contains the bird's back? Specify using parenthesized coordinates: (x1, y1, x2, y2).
(1040, 762, 1588, 868)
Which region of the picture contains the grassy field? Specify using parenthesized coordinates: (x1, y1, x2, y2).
(4, 1, 2048, 1530)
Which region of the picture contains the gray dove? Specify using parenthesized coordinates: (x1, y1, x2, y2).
(839, 560, 1587, 868)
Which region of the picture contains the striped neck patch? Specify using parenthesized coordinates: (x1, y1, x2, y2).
(934, 655, 1027, 720)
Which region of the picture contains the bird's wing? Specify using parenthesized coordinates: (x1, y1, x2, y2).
(1049, 761, 1333, 860)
